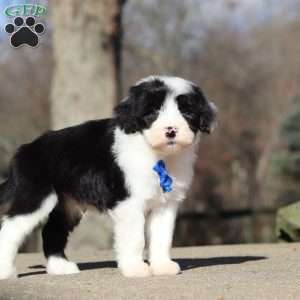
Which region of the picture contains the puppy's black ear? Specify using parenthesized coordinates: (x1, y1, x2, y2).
(199, 101, 218, 134)
(114, 97, 141, 134)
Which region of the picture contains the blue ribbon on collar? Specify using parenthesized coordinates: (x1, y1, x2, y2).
(153, 160, 173, 193)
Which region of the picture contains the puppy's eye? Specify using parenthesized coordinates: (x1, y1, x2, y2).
(183, 111, 197, 120)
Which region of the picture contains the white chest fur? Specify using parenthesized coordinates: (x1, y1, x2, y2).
(113, 128, 198, 209)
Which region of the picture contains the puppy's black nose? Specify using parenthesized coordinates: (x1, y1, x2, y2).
(165, 127, 177, 139)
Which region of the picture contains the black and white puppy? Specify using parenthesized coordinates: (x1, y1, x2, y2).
(0, 76, 217, 279)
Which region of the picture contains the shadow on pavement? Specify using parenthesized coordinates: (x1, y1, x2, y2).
(18, 261, 117, 278)
(18, 255, 266, 278)
(19, 270, 46, 278)
(175, 256, 267, 271)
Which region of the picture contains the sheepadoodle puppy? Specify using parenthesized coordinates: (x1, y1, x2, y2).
(0, 76, 217, 279)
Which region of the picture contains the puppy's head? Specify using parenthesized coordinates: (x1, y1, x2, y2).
(114, 76, 217, 155)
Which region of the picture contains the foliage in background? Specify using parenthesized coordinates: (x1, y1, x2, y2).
(273, 100, 300, 205)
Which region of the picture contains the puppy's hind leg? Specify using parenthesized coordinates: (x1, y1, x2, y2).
(0, 194, 57, 280)
(43, 196, 83, 275)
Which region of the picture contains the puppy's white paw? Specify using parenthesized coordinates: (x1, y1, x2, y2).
(151, 260, 181, 276)
(46, 256, 80, 275)
(120, 261, 152, 278)
(0, 263, 17, 280)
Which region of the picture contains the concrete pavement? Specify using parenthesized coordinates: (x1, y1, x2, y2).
(0, 243, 300, 300)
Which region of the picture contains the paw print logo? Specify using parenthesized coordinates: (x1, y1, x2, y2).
(5, 16, 45, 48)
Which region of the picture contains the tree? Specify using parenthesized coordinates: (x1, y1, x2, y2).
(51, 0, 125, 128)
(50, 0, 126, 250)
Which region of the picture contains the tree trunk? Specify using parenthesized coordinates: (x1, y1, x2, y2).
(51, 0, 124, 128)
(49, 0, 125, 250)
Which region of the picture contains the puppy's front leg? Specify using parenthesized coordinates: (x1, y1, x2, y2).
(111, 201, 151, 277)
(148, 201, 181, 275)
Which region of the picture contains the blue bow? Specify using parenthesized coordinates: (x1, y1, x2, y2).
(153, 160, 173, 193)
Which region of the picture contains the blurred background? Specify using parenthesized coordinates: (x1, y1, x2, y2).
(1, 0, 300, 251)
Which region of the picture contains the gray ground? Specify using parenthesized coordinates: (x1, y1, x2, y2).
(1, 243, 300, 300)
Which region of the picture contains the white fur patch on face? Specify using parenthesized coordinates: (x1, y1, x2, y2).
(46, 256, 80, 275)
(160, 76, 192, 95)
(143, 96, 195, 154)
(136, 75, 192, 96)
(0, 194, 57, 280)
